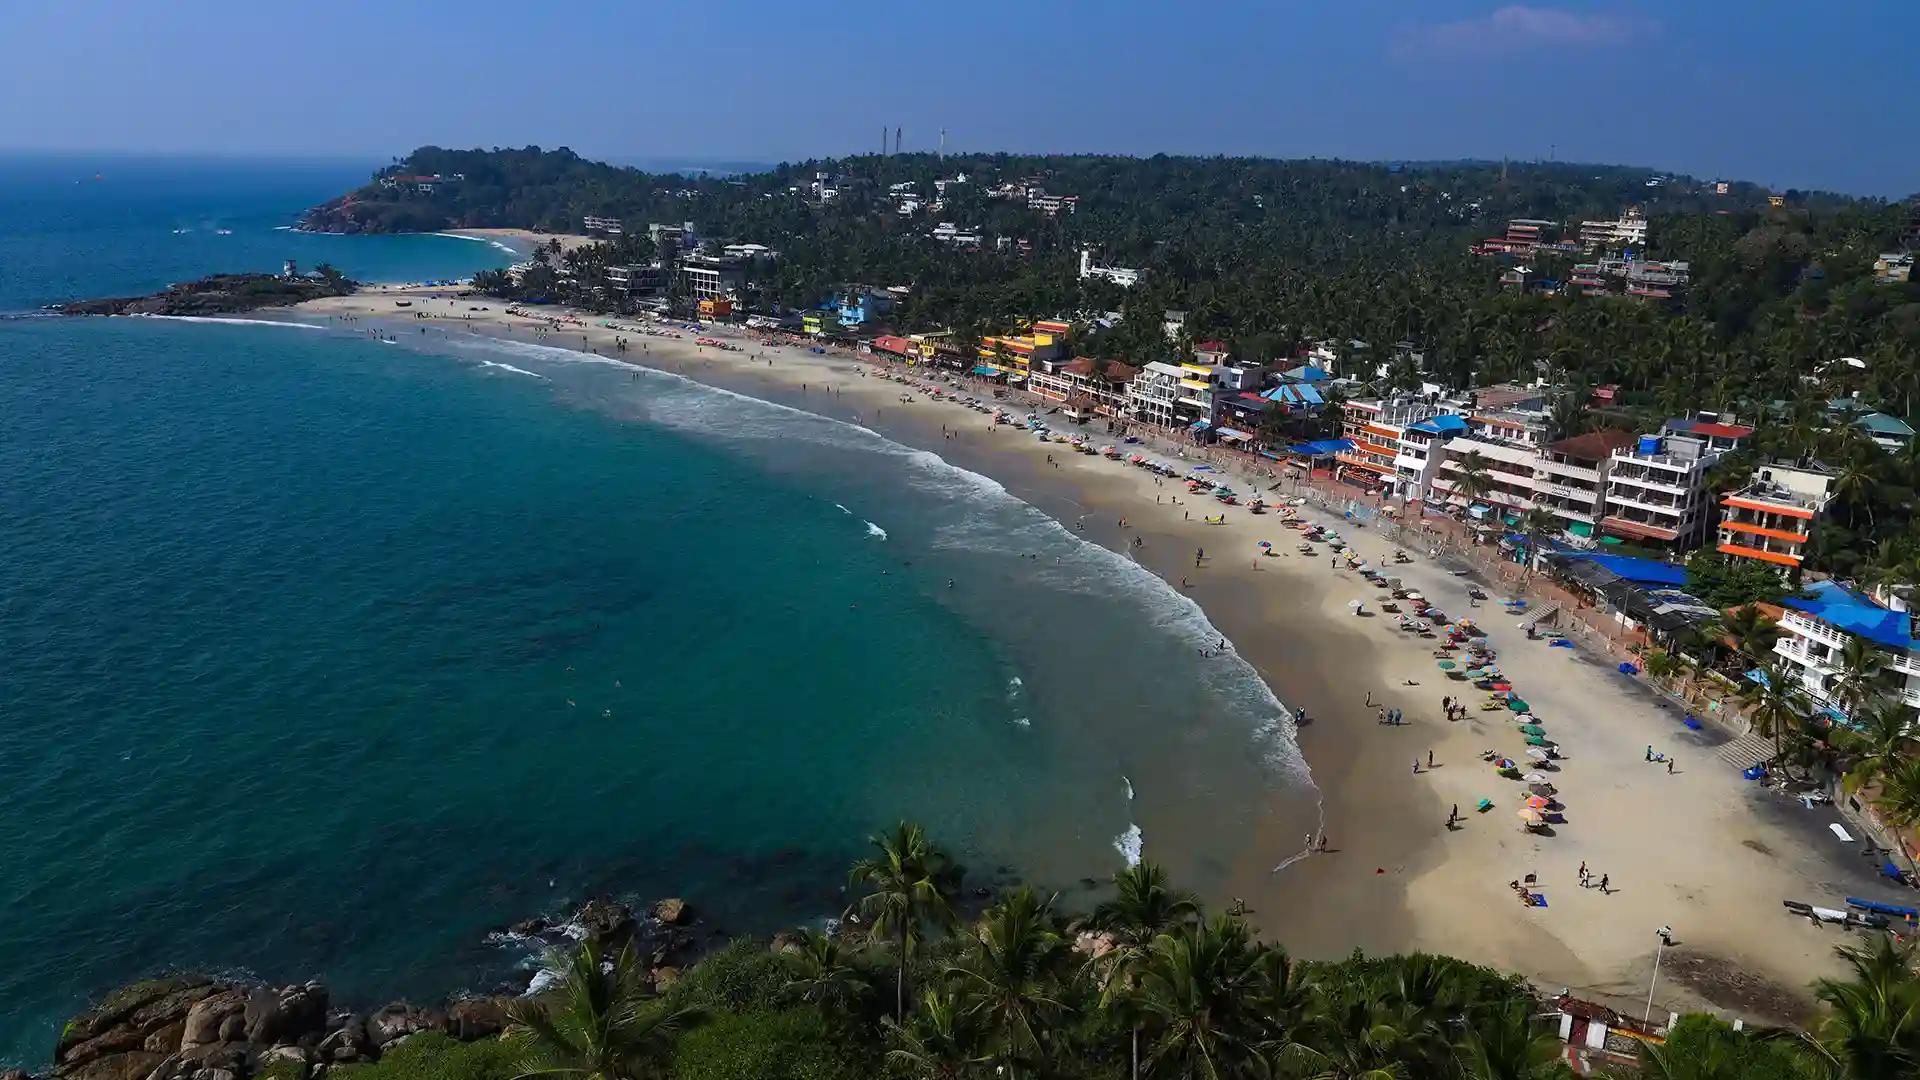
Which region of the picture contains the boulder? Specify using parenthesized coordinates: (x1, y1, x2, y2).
(314, 1016, 368, 1064)
(179, 992, 246, 1049)
(651, 898, 690, 926)
(58, 978, 217, 1064)
(245, 984, 328, 1047)
(140, 1024, 185, 1055)
(445, 999, 507, 1041)
(55, 1051, 166, 1080)
(570, 899, 634, 943)
(506, 918, 549, 938)
(364, 1005, 428, 1049)
(256, 1047, 307, 1080)
(649, 967, 681, 992)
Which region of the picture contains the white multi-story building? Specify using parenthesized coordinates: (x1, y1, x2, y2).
(1533, 430, 1638, 544)
(582, 215, 625, 236)
(1078, 249, 1146, 288)
(1431, 391, 1551, 521)
(1717, 461, 1835, 572)
(1600, 419, 1752, 552)
(1128, 362, 1185, 428)
(1772, 581, 1920, 726)
(1579, 208, 1650, 251)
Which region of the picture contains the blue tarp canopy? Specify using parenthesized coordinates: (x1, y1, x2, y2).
(1560, 552, 1688, 587)
(1288, 438, 1353, 456)
(1281, 364, 1332, 382)
(1408, 414, 1468, 435)
(1784, 581, 1919, 651)
(970, 365, 1000, 376)
(1263, 383, 1326, 406)
(1190, 419, 1213, 430)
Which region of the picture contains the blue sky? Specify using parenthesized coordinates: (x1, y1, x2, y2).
(2, 1, 1913, 196)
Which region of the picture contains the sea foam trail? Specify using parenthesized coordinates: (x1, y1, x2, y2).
(435, 232, 523, 256)
(143, 315, 327, 330)
(864, 521, 887, 540)
(1113, 824, 1143, 867)
(477, 360, 548, 380)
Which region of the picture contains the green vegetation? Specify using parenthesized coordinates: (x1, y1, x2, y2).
(1684, 553, 1794, 609)
(482, 824, 1920, 1079)
(329, 1033, 522, 1080)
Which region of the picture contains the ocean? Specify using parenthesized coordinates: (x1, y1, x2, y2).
(0, 154, 1316, 1064)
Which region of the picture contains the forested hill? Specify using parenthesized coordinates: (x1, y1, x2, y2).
(304, 147, 1919, 482)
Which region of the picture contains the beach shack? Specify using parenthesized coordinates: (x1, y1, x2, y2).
(1285, 438, 1353, 480)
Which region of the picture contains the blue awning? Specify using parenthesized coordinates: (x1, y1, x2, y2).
(1190, 420, 1213, 430)
(1783, 581, 1919, 651)
(1288, 438, 1353, 456)
(970, 365, 999, 376)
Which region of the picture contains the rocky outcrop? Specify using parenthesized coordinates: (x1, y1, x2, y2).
(47, 895, 702, 1080)
(58, 274, 355, 317)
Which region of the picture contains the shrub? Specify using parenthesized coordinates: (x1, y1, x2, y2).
(327, 1032, 521, 1080)
(668, 1008, 867, 1080)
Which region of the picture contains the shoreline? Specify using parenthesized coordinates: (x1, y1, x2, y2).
(274, 289, 1892, 1022)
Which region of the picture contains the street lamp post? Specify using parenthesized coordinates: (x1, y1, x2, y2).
(1643, 928, 1671, 1026)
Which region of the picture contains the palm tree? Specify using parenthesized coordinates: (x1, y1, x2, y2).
(949, 886, 1067, 1080)
(1808, 937, 1920, 1080)
(1839, 701, 1914, 795)
(508, 940, 703, 1080)
(1739, 660, 1810, 773)
(1452, 998, 1572, 1079)
(1516, 507, 1559, 576)
(848, 822, 960, 1020)
(1138, 916, 1261, 1080)
(778, 928, 870, 1015)
(1450, 450, 1495, 512)
(884, 988, 993, 1080)
(1087, 863, 1200, 1080)
(1830, 634, 1893, 718)
(1719, 603, 1783, 666)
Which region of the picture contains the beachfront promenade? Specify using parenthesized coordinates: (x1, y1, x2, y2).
(293, 287, 1912, 1025)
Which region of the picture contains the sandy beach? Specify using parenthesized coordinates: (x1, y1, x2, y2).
(289, 287, 1900, 1024)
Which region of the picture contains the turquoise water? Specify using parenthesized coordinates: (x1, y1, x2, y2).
(0, 154, 513, 311)
(0, 158, 1315, 1064)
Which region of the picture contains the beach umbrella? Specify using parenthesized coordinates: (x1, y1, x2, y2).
(1437, 660, 1457, 670)
(1522, 771, 1548, 783)
(1507, 698, 1530, 712)
(1519, 724, 1545, 736)
(1525, 735, 1551, 747)
(1257, 540, 1272, 548)
(1519, 809, 1544, 824)
(1491, 681, 1512, 691)
(1523, 748, 1550, 760)
(1524, 796, 1550, 809)
(1404, 591, 1423, 601)
(1493, 757, 1516, 769)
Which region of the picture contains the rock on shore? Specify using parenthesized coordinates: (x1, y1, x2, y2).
(39, 897, 699, 1080)
(58, 274, 356, 317)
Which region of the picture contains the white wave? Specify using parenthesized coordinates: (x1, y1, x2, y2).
(1122, 775, 1134, 802)
(435, 232, 522, 256)
(523, 967, 562, 996)
(477, 359, 549, 380)
(142, 315, 326, 330)
(1010, 717, 1031, 728)
(865, 521, 887, 540)
(273, 225, 293, 231)
(1113, 824, 1143, 867)
(834, 503, 850, 514)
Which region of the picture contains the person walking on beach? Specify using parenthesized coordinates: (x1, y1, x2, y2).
(1667, 758, 1675, 775)
(1598, 874, 1609, 895)
(1411, 758, 1420, 775)
(1645, 744, 1653, 762)
(1426, 749, 1434, 769)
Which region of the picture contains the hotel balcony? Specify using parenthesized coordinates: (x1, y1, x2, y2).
(1718, 539, 1802, 567)
(1534, 478, 1599, 502)
(1601, 514, 1681, 543)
